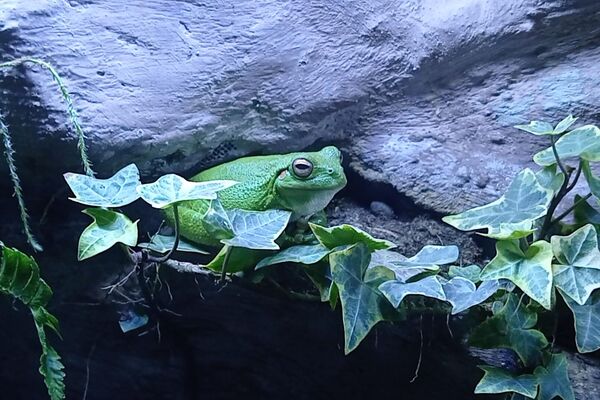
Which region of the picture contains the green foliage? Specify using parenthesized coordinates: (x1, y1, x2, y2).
(78, 208, 139, 260)
(309, 223, 395, 251)
(138, 174, 237, 209)
(138, 234, 209, 254)
(445, 116, 600, 398)
(255, 244, 332, 269)
(64, 163, 141, 207)
(443, 278, 499, 315)
(442, 169, 552, 239)
(0, 244, 65, 400)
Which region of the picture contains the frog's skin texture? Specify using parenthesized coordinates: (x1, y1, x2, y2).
(166, 146, 347, 248)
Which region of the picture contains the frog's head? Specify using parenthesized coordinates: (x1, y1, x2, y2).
(274, 146, 347, 218)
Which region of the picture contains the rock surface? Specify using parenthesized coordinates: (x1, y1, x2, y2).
(1, 0, 600, 213)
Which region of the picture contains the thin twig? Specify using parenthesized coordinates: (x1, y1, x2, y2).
(410, 315, 424, 383)
(551, 135, 568, 178)
(566, 160, 583, 192)
(550, 193, 593, 227)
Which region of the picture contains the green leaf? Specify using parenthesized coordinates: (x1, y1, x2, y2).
(304, 263, 336, 302)
(137, 234, 209, 254)
(554, 115, 578, 134)
(562, 292, 600, 353)
(255, 244, 332, 269)
(379, 276, 446, 308)
(0, 245, 65, 400)
(221, 209, 291, 250)
(309, 223, 395, 251)
(0, 246, 52, 307)
(443, 169, 552, 238)
(534, 125, 600, 166)
(64, 163, 141, 207)
(118, 309, 149, 333)
(138, 175, 237, 208)
(371, 245, 458, 282)
(535, 165, 565, 195)
(201, 199, 234, 240)
(573, 194, 600, 225)
(582, 160, 600, 199)
(514, 120, 555, 136)
(448, 265, 482, 283)
(475, 366, 538, 398)
(480, 240, 553, 309)
(551, 224, 600, 269)
(470, 294, 548, 367)
(443, 278, 500, 314)
(329, 243, 392, 354)
(534, 353, 575, 400)
(553, 265, 600, 306)
(78, 208, 138, 261)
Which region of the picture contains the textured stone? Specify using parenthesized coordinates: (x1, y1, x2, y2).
(1, 0, 599, 216)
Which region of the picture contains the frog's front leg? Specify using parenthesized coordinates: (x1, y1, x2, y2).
(283, 210, 327, 246)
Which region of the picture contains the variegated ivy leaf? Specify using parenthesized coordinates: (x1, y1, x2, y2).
(221, 209, 291, 250)
(562, 291, 600, 353)
(474, 366, 538, 398)
(514, 120, 555, 136)
(443, 278, 500, 314)
(573, 194, 600, 225)
(551, 224, 600, 269)
(582, 160, 600, 199)
(137, 234, 209, 254)
(138, 175, 237, 208)
(535, 164, 565, 195)
(78, 208, 138, 261)
(379, 276, 446, 308)
(255, 244, 332, 269)
(469, 293, 548, 367)
(534, 124, 600, 166)
(448, 265, 482, 283)
(329, 243, 394, 354)
(480, 240, 553, 309)
(374, 245, 458, 282)
(443, 169, 552, 239)
(553, 115, 578, 134)
(553, 265, 600, 306)
(533, 353, 575, 400)
(64, 163, 141, 207)
(309, 223, 395, 251)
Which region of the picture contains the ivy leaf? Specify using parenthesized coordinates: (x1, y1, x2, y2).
(480, 240, 553, 309)
(535, 165, 565, 195)
(64, 163, 141, 207)
(443, 278, 500, 314)
(329, 243, 393, 354)
(118, 309, 149, 333)
(534, 125, 600, 166)
(309, 223, 395, 251)
(443, 169, 552, 238)
(470, 294, 548, 367)
(554, 115, 578, 134)
(573, 194, 600, 225)
(201, 199, 234, 240)
(562, 292, 600, 353)
(534, 353, 575, 400)
(221, 209, 291, 250)
(474, 366, 538, 398)
(78, 208, 138, 261)
(379, 276, 446, 308)
(514, 120, 555, 136)
(553, 265, 600, 306)
(372, 245, 458, 282)
(137, 234, 209, 254)
(551, 224, 600, 269)
(448, 265, 482, 283)
(138, 175, 237, 208)
(582, 160, 600, 199)
(256, 244, 332, 269)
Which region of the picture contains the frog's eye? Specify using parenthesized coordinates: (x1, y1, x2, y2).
(292, 158, 313, 178)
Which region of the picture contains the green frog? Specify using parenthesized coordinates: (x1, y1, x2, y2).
(166, 146, 347, 271)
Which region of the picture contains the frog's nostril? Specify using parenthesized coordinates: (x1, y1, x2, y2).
(327, 168, 334, 174)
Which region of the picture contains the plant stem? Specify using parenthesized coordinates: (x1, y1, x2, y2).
(156, 204, 180, 263)
(551, 135, 568, 178)
(220, 245, 233, 282)
(0, 57, 94, 176)
(0, 116, 42, 251)
(566, 160, 583, 192)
